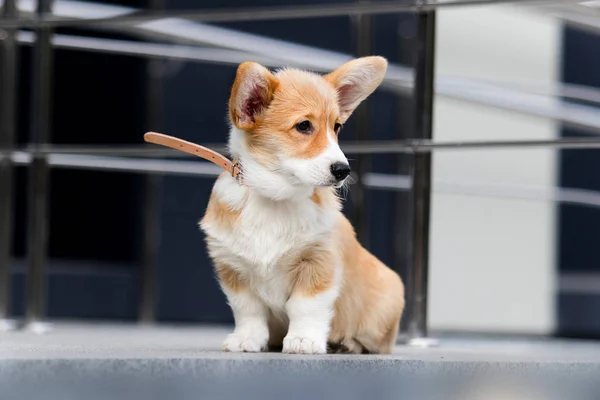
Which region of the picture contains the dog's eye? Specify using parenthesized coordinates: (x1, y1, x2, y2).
(334, 123, 342, 134)
(295, 120, 312, 134)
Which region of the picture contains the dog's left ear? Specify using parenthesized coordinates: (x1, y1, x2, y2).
(325, 56, 388, 121)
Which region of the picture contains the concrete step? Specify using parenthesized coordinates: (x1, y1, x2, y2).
(1, 323, 599, 400)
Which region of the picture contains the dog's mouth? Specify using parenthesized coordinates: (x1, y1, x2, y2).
(284, 167, 346, 189)
(317, 179, 346, 189)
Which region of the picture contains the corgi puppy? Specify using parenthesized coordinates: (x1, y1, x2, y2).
(200, 56, 405, 354)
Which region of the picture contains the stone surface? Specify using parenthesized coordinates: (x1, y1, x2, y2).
(1, 323, 599, 400)
(1, 323, 599, 362)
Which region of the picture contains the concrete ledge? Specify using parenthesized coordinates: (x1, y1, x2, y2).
(1, 323, 599, 400)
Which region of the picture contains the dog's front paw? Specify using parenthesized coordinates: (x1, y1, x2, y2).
(282, 335, 327, 354)
(222, 333, 268, 353)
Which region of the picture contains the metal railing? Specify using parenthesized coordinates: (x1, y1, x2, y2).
(1, 0, 599, 343)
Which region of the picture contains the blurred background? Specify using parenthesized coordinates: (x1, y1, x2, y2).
(1, 0, 600, 339)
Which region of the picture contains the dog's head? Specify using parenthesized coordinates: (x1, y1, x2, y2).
(228, 56, 387, 199)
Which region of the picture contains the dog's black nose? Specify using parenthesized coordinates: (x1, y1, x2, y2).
(330, 162, 351, 181)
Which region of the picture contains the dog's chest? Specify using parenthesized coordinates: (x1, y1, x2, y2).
(201, 179, 339, 312)
(233, 195, 333, 271)
(204, 189, 336, 277)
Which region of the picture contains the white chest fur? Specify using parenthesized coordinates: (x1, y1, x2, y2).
(201, 175, 338, 311)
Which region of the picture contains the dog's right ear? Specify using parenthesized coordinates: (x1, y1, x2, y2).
(229, 62, 278, 131)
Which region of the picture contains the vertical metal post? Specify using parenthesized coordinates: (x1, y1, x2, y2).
(350, 0, 371, 246)
(138, 0, 165, 323)
(394, 16, 416, 342)
(139, 72, 163, 322)
(24, 0, 55, 332)
(0, 0, 19, 331)
(406, 9, 437, 346)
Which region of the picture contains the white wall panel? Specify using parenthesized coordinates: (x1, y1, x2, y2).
(429, 6, 560, 334)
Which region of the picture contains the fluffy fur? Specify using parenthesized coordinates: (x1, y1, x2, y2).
(200, 56, 405, 354)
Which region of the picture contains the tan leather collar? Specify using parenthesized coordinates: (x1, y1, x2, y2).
(144, 132, 242, 181)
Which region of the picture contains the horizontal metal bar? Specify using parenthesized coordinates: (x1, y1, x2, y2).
(3, 137, 600, 159)
(366, 173, 600, 209)
(16, 31, 283, 68)
(21, 31, 600, 108)
(538, 2, 600, 35)
(9, 0, 600, 134)
(435, 80, 600, 136)
(0, 0, 584, 29)
(9, 151, 223, 177)
(441, 75, 600, 108)
(15, 29, 600, 136)
(8, 152, 600, 210)
(357, 137, 600, 153)
(11, 1, 600, 136)
(7, 1, 405, 77)
(560, 273, 600, 295)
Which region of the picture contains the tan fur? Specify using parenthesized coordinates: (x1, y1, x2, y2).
(310, 189, 322, 206)
(203, 56, 404, 354)
(229, 62, 279, 131)
(291, 200, 405, 353)
(204, 188, 404, 354)
(215, 263, 245, 293)
(233, 67, 342, 163)
(289, 247, 336, 297)
(202, 182, 241, 230)
(329, 214, 405, 354)
(325, 57, 388, 120)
